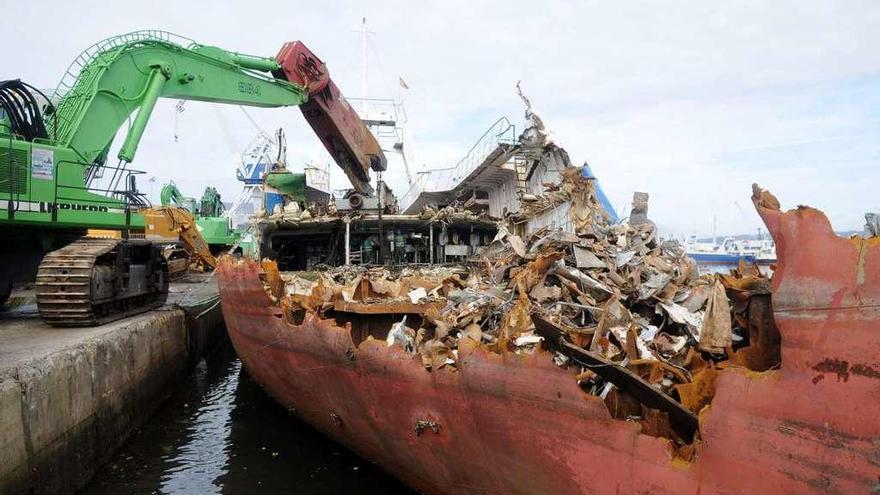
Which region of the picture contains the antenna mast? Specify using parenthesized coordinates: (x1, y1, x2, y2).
(361, 17, 369, 109)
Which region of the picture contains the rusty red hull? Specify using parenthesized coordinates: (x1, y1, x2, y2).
(217, 203, 879, 494)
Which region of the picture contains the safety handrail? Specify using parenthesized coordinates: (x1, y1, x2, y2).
(50, 30, 196, 104)
(399, 116, 516, 211)
(54, 159, 149, 207)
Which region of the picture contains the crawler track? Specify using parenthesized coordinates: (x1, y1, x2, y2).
(36, 238, 168, 326)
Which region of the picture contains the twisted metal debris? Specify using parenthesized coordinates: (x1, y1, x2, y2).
(268, 162, 780, 451)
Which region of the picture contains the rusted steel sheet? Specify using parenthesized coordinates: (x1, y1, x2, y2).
(218, 202, 879, 494)
(332, 300, 443, 315)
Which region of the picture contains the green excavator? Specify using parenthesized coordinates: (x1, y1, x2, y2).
(0, 30, 386, 325)
(160, 182, 239, 253)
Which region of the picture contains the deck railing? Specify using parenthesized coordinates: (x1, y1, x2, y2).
(399, 117, 516, 212)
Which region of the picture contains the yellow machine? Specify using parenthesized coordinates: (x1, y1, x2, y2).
(88, 207, 216, 278)
(142, 207, 217, 275)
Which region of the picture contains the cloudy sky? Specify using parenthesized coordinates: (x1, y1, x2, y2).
(7, 1, 879, 236)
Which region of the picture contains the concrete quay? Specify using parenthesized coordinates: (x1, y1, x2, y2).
(0, 275, 224, 494)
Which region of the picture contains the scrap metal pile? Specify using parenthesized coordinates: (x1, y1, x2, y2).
(272, 165, 779, 452)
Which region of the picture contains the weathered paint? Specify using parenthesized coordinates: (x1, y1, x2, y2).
(218, 202, 880, 494)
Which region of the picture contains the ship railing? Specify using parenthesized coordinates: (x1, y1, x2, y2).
(397, 172, 426, 211)
(304, 164, 330, 194)
(396, 165, 455, 213)
(399, 116, 517, 212)
(348, 97, 410, 173)
(347, 97, 406, 130)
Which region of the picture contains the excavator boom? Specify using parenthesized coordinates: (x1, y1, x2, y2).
(0, 30, 385, 326)
(43, 31, 383, 195)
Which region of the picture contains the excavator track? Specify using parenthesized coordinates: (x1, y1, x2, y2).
(36, 238, 169, 327)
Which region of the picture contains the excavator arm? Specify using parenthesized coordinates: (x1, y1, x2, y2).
(159, 183, 187, 207)
(142, 206, 216, 271)
(0, 31, 386, 326)
(50, 31, 383, 194)
(275, 42, 387, 192)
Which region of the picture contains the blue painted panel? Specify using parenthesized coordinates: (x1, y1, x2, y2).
(582, 163, 619, 223)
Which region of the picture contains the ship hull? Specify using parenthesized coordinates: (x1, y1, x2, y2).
(218, 202, 880, 494)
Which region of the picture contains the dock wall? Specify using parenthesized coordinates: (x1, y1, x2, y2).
(0, 308, 224, 494)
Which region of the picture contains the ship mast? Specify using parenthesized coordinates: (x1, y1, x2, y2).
(713, 213, 717, 245)
(360, 17, 372, 110)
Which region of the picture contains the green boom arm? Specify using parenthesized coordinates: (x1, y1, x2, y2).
(0, 31, 382, 232)
(51, 33, 308, 168)
(159, 182, 198, 213)
(159, 182, 186, 207)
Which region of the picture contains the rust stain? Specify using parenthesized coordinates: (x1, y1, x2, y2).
(812, 358, 880, 383)
(332, 300, 443, 315)
(851, 363, 880, 380)
(812, 358, 851, 382)
(856, 240, 867, 286)
(676, 367, 718, 414)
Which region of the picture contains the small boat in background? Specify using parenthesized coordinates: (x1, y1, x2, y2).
(738, 237, 777, 264)
(685, 235, 776, 264)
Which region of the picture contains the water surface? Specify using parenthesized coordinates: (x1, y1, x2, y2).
(83, 344, 413, 495)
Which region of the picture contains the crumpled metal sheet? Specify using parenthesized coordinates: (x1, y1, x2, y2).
(697, 281, 732, 353)
(259, 169, 787, 447)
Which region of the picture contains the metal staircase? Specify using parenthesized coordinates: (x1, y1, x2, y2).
(514, 155, 529, 197)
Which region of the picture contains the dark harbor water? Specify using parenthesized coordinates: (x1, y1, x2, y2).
(83, 343, 413, 495)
